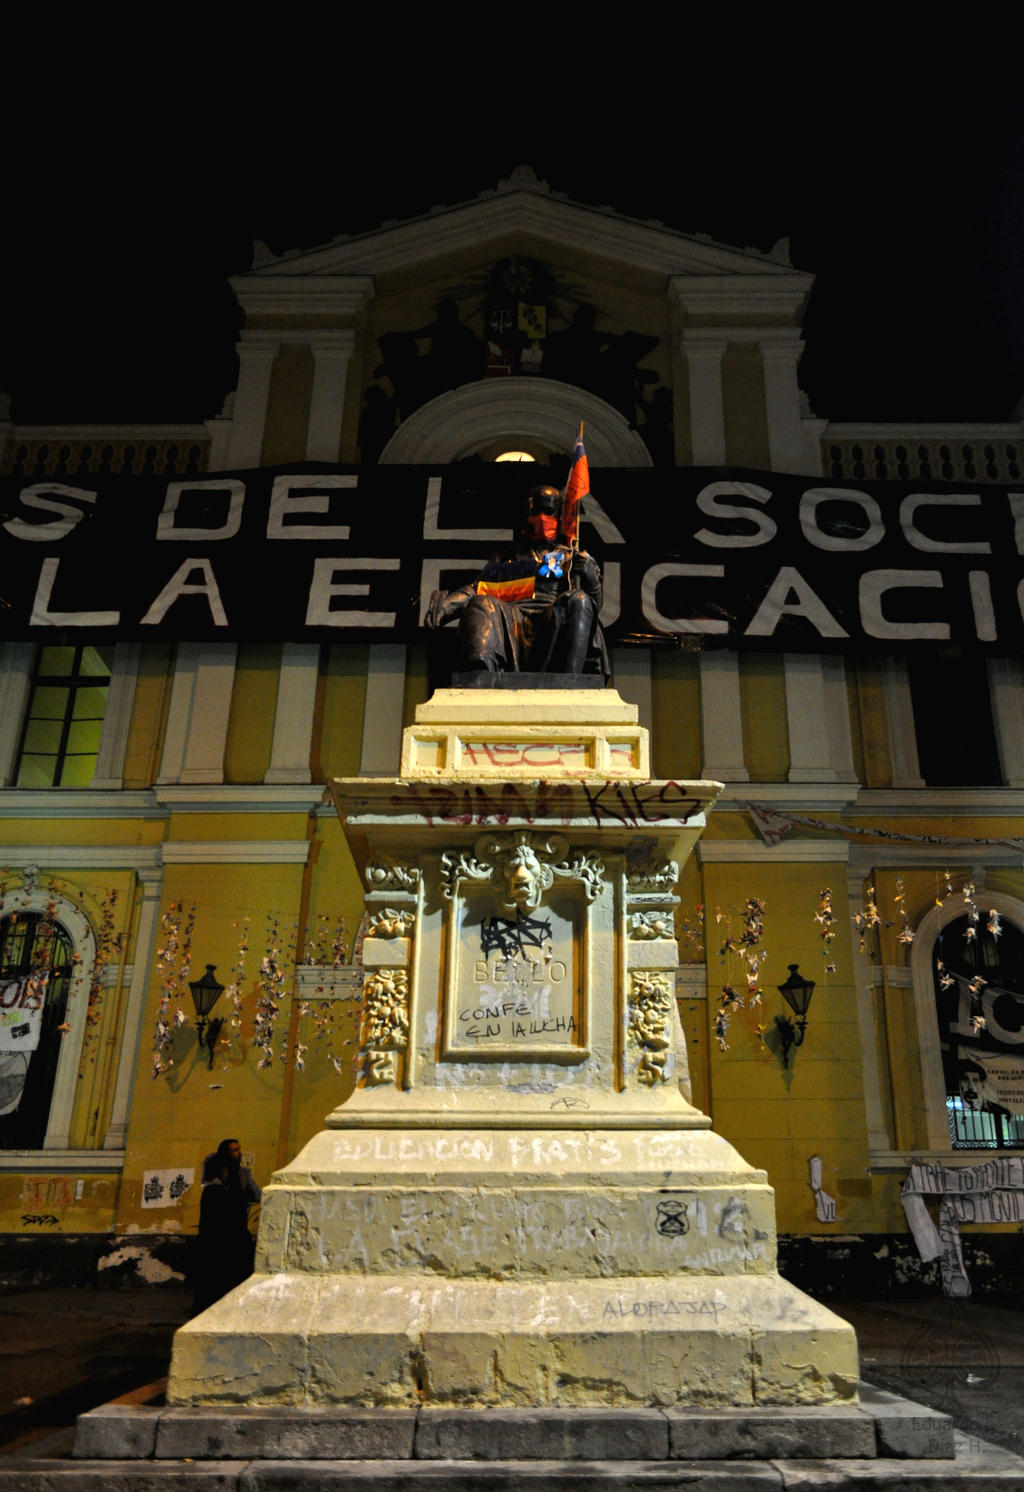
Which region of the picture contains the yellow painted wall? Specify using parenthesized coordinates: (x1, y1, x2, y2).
(650, 651, 701, 780)
(314, 644, 368, 781)
(118, 862, 305, 1233)
(700, 860, 871, 1234)
(739, 654, 789, 781)
(224, 645, 280, 784)
(123, 642, 172, 788)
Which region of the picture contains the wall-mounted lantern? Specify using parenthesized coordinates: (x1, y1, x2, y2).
(774, 963, 815, 1066)
(188, 963, 225, 1068)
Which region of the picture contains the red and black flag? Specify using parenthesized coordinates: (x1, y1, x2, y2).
(561, 423, 588, 545)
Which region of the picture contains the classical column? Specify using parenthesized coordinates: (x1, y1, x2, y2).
(681, 333, 727, 466)
(699, 651, 748, 781)
(226, 334, 279, 469)
(265, 643, 320, 785)
(305, 331, 357, 463)
(883, 658, 925, 788)
(91, 641, 141, 790)
(0, 641, 34, 787)
(784, 653, 856, 783)
(758, 329, 808, 475)
(103, 868, 163, 1150)
(359, 643, 408, 776)
(157, 642, 237, 785)
(847, 865, 892, 1156)
(987, 656, 1024, 787)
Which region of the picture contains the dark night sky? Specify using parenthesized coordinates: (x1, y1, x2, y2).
(5, 60, 1022, 431)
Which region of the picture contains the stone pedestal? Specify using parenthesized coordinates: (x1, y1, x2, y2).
(168, 689, 858, 1408)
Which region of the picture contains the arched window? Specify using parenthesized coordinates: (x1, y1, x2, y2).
(932, 913, 1024, 1150)
(0, 912, 76, 1147)
(0, 885, 95, 1152)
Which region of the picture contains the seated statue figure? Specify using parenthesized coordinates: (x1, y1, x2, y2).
(426, 485, 607, 677)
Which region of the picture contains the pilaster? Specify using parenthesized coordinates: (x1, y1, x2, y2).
(305, 332, 357, 463)
(699, 652, 748, 782)
(265, 643, 320, 785)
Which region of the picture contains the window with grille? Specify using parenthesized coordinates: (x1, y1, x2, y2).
(933, 914, 1024, 1149)
(15, 645, 113, 787)
(0, 912, 75, 1148)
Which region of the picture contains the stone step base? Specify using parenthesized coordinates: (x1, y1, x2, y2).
(1, 1392, 1019, 1492)
(75, 1388, 949, 1462)
(169, 1271, 857, 1408)
(6, 1442, 1024, 1490)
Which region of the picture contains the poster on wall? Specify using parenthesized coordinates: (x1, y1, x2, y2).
(956, 1046, 1024, 1117)
(141, 1168, 194, 1208)
(2, 463, 1024, 652)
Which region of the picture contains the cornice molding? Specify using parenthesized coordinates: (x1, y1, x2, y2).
(671, 276, 813, 322)
(230, 275, 375, 319)
(824, 420, 1024, 441)
(8, 424, 210, 443)
(0, 845, 161, 871)
(238, 194, 796, 281)
(852, 789, 1024, 816)
(848, 842, 1024, 869)
(155, 785, 328, 814)
(161, 841, 312, 865)
(715, 784, 860, 812)
(697, 839, 850, 864)
(0, 1149, 125, 1172)
(0, 790, 164, 820)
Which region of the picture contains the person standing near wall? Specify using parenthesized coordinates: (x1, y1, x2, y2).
(191, 1137, 261, 1315)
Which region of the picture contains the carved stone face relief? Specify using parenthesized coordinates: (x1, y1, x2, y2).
(440, 832, 604, 910)
(501, 841, 552, 913)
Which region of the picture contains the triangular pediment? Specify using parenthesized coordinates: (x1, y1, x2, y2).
(242, 168, 799, 283)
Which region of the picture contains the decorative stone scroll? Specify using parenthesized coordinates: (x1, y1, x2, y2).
(366, 908, 415, 938)
(365, 859, 420, 892)
(626, 860, 680, 895)
(628, 972, 674, 1086)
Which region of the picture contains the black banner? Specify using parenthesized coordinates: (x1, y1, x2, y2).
(2, 463, 1022, 651)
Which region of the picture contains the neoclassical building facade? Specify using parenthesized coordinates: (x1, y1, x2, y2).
(2, 168, 1023, 1288)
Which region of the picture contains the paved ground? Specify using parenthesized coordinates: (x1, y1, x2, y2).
(1, 1285, 1022, 1459)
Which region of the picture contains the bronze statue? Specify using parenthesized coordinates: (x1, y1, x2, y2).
(426, 485, 607, 677)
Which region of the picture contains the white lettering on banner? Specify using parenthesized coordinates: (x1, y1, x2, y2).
(969, 571, 998, 642)
(4, 484, 99, 542)
(901, 493, 990, 554)
(30, 557, 121, 627)
(642, 563, 728, 635)
(598, 561, 620, 628)
(157, 480, 246, 541)
(1008, 494, 1024, 555)
(744, 567, 848, 638)
(952, 980, 1024, 1046)
(305, 557, 400, 627)
(140, 559, 227, 627)
(693, 482, 775, 548)
(418, 558, 480, 626)
(266, 474, 356, 540)
(799, 488, 885, 552)
(422, 475, 511, 544)
(859, 569, 949, 641)
(577, 494, 627, 545)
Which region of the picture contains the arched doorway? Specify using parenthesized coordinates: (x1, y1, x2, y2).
(0, 883, 96, 1151)
(932, 911, 1024, 1150)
